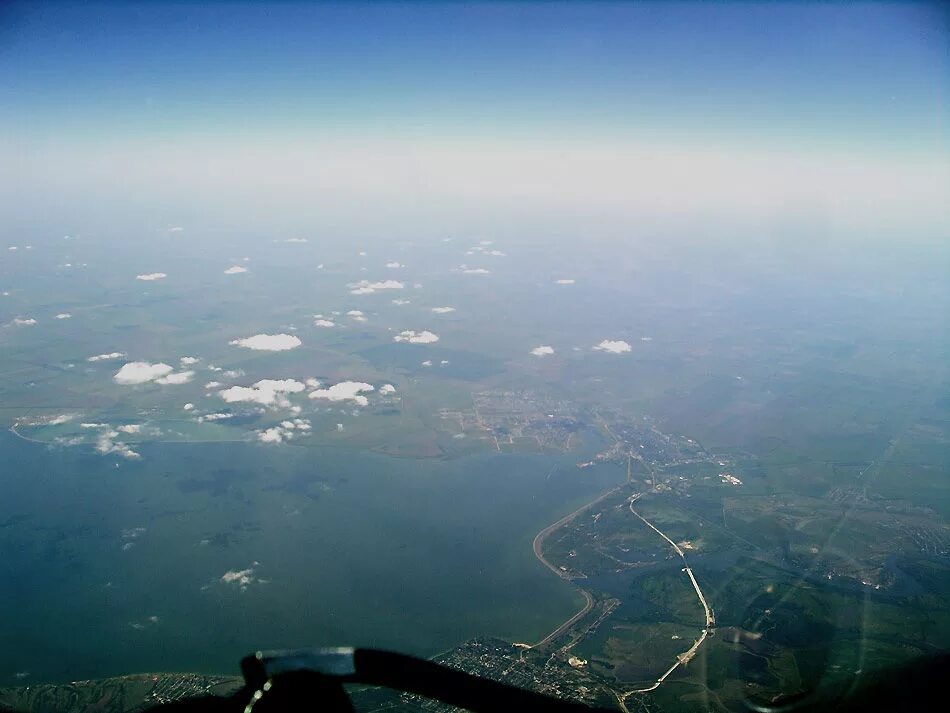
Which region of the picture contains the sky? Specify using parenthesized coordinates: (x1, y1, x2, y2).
(0, 1, 947, 240)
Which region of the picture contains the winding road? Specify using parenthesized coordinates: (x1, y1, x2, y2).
(529, 485, 623, 648)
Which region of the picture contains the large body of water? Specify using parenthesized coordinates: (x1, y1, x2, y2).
(0, 432, 623, 684)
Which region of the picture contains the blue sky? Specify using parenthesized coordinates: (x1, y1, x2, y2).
(0, 2, 947, 238)
(2, 1, 946, 147)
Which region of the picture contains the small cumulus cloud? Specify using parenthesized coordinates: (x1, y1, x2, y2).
(255, 418, 311, 444)
(348, 279, 405, 295)
(96, 430, 140, 459)
(113, 362, 174, 385)
(593, 340, 632, 354)
(308, 381, 374, 407)
(180, 356, 199, 365)
(313, 319, 336, 327)
(392, 298, 410, 306)
(394, 330, 439, 344)
(220, 564, 260, 590)
(155, 370, 195, 385)
(183, 403, 195, 411)
(167, 226, 184, 233)
(379, 383, 396, 395)
(223, 265, 247, 275)
(55, 313, 72, 320)
(347, 310, 366, 322)
(466, 244, 506, 257)
(555, 279, 575, 285)
(431, 307, 456, 314)
(219, 378, 306, 407)
(229, 333, 301, 351)
(13, 317, 37, 326)
(117, 424, 142, 434)
(385, 261, 404, 268)
(197, 412, 234, 423)
(282, 237, 308, 243)
(20, 413, 79, 427)
(136, 273, 167, 281)
(88, 352, 127, 362)
(531, 346, 555, 357)
(456, 265, 490, 275)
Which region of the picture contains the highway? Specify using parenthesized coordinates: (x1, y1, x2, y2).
(620, 494, 714, 701)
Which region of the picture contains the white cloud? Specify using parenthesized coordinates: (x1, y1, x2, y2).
(379, 383, 396, 395)
(555, 278, 575, 285)
(88, 352, 127, 362)
(8, 246, 17, 251)
(421, 360, 433, 367)
(531, 345, 555, 357)
(257, 427, 284, 443)
(256, 416, 311, 443)
(394, 330, 439, 344)
(283, 237, 308, 243)
(136, 273, 167, 281)
(223, 265, 247, 275)
(640, 336, 653, 342)
(229, 333, 301, 351)
(348, 279, 405, 295)
(113, 362, 174, 384)
(55, 313, 72, 320)
(431, 307, 456, 314)
(221, 566, 258, 590)
(219, 378, 305, 407)
(255, 378, 306, 393)
(204, 381, 222, 389)
(183, 403, 195, 411)
(13, 317, 37, 326)
(385, 261, 403, 268)
(197, 412, 233, 423)
(155, 370, 195, 385)
(180, 356, 199, 365)
(167, 226, 184, 233)
(313, 319, 336, 327)
(347, 310, 366, 322)
(456, 265, 490, 274)
(308, 381, 374, 407)
(117, 424, 142, 434)
(392, 298, 410, 305)
(467, 245, 506, 257)
(96, 430, 140, 459)
(21, 412, 79, 427)
(593, 339, 632, 354)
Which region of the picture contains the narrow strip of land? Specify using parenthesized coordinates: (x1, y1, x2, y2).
(528, 485, 623, 648)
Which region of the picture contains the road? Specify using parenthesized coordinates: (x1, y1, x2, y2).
(528, 485, 624, 648)
(621, 494, 714, 700)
